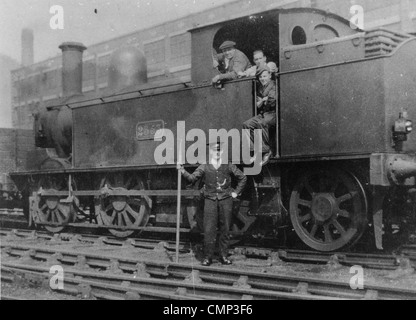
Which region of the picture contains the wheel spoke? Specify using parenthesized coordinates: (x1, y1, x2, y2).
(336, 191, 358, 205)
(117, 213, 124, 226)
(110, 210, 118, 224)
(298, 198, 312, 208)
(55, 208, 65, 223)
(51, 210, 57, 223)
(122, 210, 132, 226)
(126, 205, 140, 220)
(310, 223, 318, 238)
(337, 209, 350, 218)
(332, 220, 347, 237)
(45, 209, 51, 221)
(324, 225, 333, 243)
(299, 214, 312, 223)
(46, 210, 53, 222)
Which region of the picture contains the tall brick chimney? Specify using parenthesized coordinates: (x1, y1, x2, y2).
(400, 0, 415, 34)
(58, 42, 87, 97)
(21, 28, 34, 66)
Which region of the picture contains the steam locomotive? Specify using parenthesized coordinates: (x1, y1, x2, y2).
(9, 7, 416, 252)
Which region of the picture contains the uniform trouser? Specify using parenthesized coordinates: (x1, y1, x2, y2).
(203, 197, 233, 258)
(242, 111, 276, 153)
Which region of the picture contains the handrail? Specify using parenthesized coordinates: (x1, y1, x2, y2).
(365, 27, 413, 39)
(48, 77, 192, 110)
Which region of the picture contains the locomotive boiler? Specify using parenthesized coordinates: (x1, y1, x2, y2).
(10, 7, 416, 252)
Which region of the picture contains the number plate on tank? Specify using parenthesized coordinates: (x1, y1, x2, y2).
(136, 120, 165, 141)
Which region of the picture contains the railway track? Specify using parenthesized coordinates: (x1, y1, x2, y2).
(238, 247, 415, 271)
(0, 228, 191, 254)
(0, 208, 23, 214)
(1, 263, 347, 300)
(2, 236, 416, 300)
(0, 210, 26, 226)
(2, 228, 416, 272)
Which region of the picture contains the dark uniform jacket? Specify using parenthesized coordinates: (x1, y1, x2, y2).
(217, 49, 251, 81)
(257, 80, 277, 113)
(182, 163, 247, 200)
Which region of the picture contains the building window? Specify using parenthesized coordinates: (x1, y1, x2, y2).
(83, 60, 96, 82)
(98, 54, 111, 81)
(145, 39, 166, 65)
(170, 33, 191, 67)
(44, 70, 58, 90)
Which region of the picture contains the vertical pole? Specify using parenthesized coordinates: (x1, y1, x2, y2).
(175, 140, 182, 263)
(253, 79, 257, 116)
(68, 174, 73, 199)
(275, 76, 280, 158)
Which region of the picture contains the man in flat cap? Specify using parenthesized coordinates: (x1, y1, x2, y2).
(243, 66, 277, 166)
(177, 139, 247, 266)
(212, 41, 251, 86)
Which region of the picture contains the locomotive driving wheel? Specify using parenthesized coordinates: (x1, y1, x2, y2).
(31, 174, 77, 233)
(36, 194, 75, 233)
(290, 167, 368, 252)
(98, 174, 150, 238)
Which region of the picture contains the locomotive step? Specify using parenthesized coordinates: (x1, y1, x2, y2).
(254, 184, 278, 189)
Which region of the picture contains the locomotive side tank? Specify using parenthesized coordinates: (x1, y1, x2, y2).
(10, 8, 416, 252)
(280, 29, 416, 157)
(72, 81, 253, 168)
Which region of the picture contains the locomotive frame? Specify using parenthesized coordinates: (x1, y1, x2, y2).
(9, 7, 416, 252)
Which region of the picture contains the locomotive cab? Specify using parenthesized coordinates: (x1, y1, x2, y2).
(189, 8, 360, 160)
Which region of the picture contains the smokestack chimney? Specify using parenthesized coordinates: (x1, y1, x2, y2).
(58, 42, 87, 97)
(21, 28, 34, 66)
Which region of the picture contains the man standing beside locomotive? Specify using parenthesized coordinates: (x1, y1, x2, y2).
(212, 41, 251, 86)
(243, 66, 277, 166)
(177, 140, 247, 266)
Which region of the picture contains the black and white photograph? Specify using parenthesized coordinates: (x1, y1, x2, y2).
(0, 0, 416, 304)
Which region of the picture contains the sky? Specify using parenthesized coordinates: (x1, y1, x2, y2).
(0, 0, 237, 63)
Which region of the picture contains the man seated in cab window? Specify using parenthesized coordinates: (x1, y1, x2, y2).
(212, 41, 251, 86)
